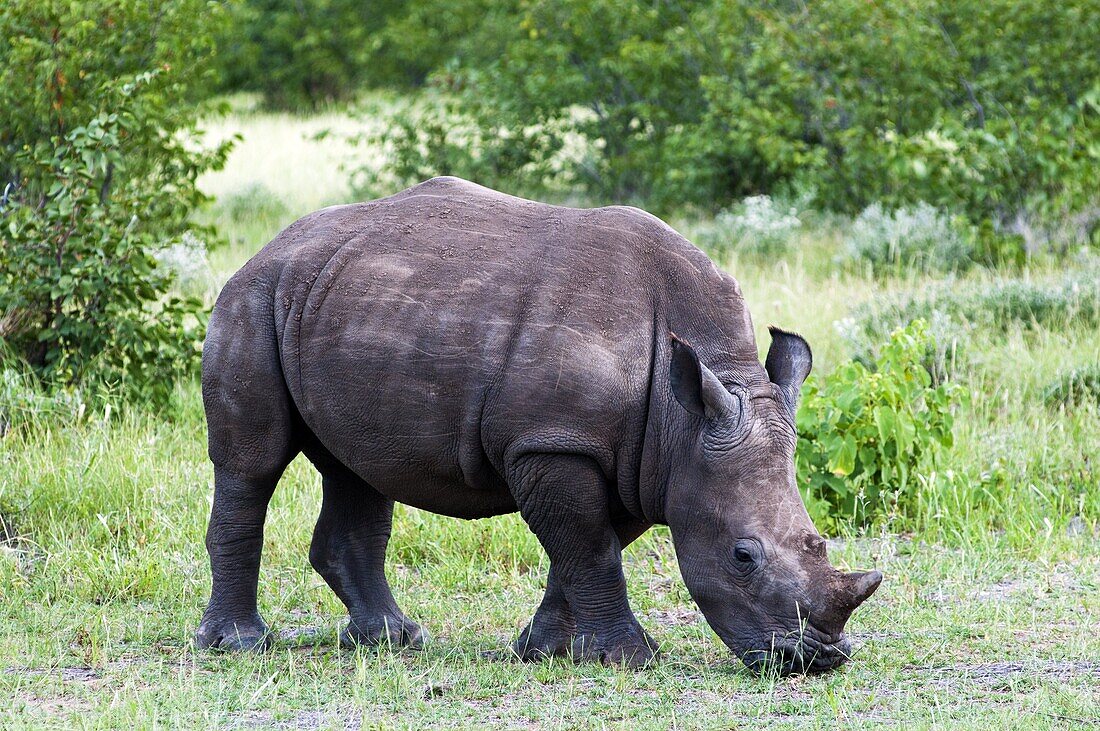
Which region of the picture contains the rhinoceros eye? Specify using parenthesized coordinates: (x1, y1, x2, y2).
(733, 539, 761, 567)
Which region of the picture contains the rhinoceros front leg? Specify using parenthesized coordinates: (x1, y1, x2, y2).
(510, 453, 658, 668)
(513, 516, 653, 661)
(308, 461, 426, 649)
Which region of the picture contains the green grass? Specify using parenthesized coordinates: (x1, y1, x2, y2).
(2, 103, 1098, 729)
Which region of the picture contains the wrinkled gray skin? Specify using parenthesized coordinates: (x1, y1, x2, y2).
(196, 177, 882, 674)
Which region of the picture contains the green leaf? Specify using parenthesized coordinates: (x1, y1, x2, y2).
(828, 435, 857, 477)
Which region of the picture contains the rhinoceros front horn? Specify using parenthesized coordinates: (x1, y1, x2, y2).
(843, 570, 883, 610)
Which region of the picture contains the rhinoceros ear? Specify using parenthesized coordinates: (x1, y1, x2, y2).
(670, 333, 735, 419)
(765, 326, 812, 414)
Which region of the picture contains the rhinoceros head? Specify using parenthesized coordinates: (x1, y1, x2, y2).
(665, 327, 881, 675)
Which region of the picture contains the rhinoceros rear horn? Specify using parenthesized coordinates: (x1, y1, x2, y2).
(765, 326, 812, 414)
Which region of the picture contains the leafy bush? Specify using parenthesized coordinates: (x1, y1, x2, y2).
(1043, 365, 1100, 407)
(216, 0, 515, 109)
(365, 0, 519, 91)
(844, 202, 975, 275)
(347, 94, 570, 200)
(221, 184, 289, 227)
(0, 0, 229, 405)
(368, 0, 702, 207)
(697, 196, 802, 259)
(387, 0, 1100, 230)
(215, 0, 379, 110)
(796, 320, 961, 530)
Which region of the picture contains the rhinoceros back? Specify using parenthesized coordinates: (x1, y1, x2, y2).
(233, 177, 747, 517)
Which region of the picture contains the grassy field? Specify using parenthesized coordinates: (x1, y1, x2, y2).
(2, 105, 1098, 729)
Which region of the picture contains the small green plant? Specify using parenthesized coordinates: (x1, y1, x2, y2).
(1043, 365, 1100, 407)
(221, 184, 289, 227)
(796, 320, 961, 530)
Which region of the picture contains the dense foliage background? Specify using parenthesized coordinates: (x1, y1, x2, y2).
(1, 5, 1098, 725)
(2, 0, 1097, 529)
(0, 0, 229, 404)
(222, 0, 1099, 242)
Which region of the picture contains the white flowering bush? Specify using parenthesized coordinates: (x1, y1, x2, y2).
(699, 195, 802, 258)
(154, 232, 211, 291)
(844, 202, 974, 274)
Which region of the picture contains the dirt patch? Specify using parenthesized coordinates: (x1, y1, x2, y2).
(15, 691, 93, 717)
(7, 666, 101, 720)
(59, 666, 101, 682)
(6, 665, 102, 683)
(458, 699, 540, 730)
(231, 709, 363, 730)
(915, 659, 1100, 686)
(973, 578, 1026, 602)
(643, 607, 704, 627)
(276, 625, 331, 647)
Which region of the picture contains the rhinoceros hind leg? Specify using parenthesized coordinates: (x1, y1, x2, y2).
(510, 453, 658, 668)
(307, 457, 426, 650)
(196, 470, 285, 652)
(198, 273, 300, 652)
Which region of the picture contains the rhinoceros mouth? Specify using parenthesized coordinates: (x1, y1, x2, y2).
(739, 630, 853, 676)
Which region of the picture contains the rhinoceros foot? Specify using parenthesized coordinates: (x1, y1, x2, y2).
(512, 613, 575, 661)
(572, 622, 659, 669)
(340, 613, 428, 650)
(195, 611, 271, 652)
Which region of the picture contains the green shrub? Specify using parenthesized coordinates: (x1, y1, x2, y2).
(796, 320, 961, 530)
(0, 0, 230, 406)
(216, 0, 515, 109)
(844, 202, 975, 275)
(347, 94, 569, 200)
(221, 184, 289, 226)
(372, 0, 702, 207)
(366, 0, 519, 91)
(1043, 365, 1100, 407)
(389, 0, 1100, 229)
(215, 0, 381, 110)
